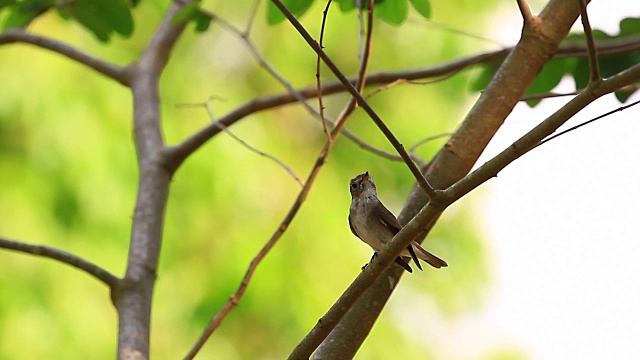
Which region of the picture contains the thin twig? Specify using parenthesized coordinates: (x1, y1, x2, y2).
(409, 132, 454, 167)
(316, 0, 334, 142)
(357, 0, 365, 60)
(517, 0, 535, 25)
(177, 99, 305, 187)
(0, 236, 120, 289)
(0, 29, 130, 86)
(185, 3, 376, 358)
(270, 0, 439, 201)
(578, 0, 601, 83)
(181, 9, 407, 165)
(535, 98, 640, 148)
(521, 90, 579, 101)
(242, 0, 261, 36)
(364, 72, 459, 99)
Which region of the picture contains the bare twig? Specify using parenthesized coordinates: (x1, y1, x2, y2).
(517, 0, 535, 25)
(316, 0, 334, 142)
(521, 90, 579, 101)
(177, 99, 305, 187)
(0, 236, 120, 289)
(409, 132, 454, 167)
(242, 0, 261, 36)
(535, 98, 640, 148)
(578, 0, 601, 83)
(270, 0, 439, 201)
(0, 29, 130, 86)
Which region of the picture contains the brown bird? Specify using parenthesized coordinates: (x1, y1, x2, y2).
(348, 171, 447, 272)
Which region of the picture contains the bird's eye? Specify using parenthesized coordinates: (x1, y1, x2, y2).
(351, 182, 357, 189)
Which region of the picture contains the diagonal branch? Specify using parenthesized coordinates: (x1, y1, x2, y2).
(0, 236, 120, 289)
(0, 29, 131, 86)
(535, 98, 640, 148)
(177, 100, 305, 186)
(292, 53, 640, 360)
(308, 0, 596, 357)
(270, 0, 438, 201)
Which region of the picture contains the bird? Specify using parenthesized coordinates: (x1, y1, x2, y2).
(348, 171, 447, 272)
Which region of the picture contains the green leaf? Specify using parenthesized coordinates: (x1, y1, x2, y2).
(335, 0, 355, 12)
(3, 7, 38, 29)
(2, 0, 51, 29)
(619, 17, 640, 36)
(94, 0, 134, 36)
(409, 0, 430, 19)
(171, 0, 201, 25)
(71, 0, 112, 42)
(376, 0, 408, 25)
(194, 11, 211, 32)
(614, 89, 635, 103)
(525, 59, 569, 107)
(572, 58, 589, 89)
(65, 0, 134, 42)
(0, 0, 17, 9)
(267, 0, 314, 25)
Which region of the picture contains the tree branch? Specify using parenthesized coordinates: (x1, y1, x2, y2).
(184, 2, 378, 357)
(536, 98, 640, 148)
(270, 0, 438, 201)
(517, 0, 536, 25)
(163, 34, 640, 173)
(0, 236, 120, 289)
(294, 52, 640, 360)
(115, 1, 193, 359)
(578, 0, 601, 83)
(310, 0, 591, 357)
(0, 29, 131, 86)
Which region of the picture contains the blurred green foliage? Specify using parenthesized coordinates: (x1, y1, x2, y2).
(471, 17, 640, 106)
(0, 0, 499, 358)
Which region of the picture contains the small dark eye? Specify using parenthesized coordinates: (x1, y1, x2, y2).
(351, 183, 357, 189)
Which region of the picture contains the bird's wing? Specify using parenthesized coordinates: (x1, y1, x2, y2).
(348, 215, 360, 239)
(371, 201, 402, 234)
(372, 201, 423, 271)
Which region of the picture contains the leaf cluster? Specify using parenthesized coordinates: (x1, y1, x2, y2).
(472, 17, 640, 106)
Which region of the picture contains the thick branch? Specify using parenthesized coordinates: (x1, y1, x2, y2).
(447, 63, 640, 205)
(0, 29, 131, 86)
(114, 1, 192, 359)
(0, 236, 120, 289)
(296, 54, 640, 360)
(289, 203, 445, 359)
(312, 0, 590, 357)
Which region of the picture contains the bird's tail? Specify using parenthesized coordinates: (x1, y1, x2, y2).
(411, 242, 448, 268)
